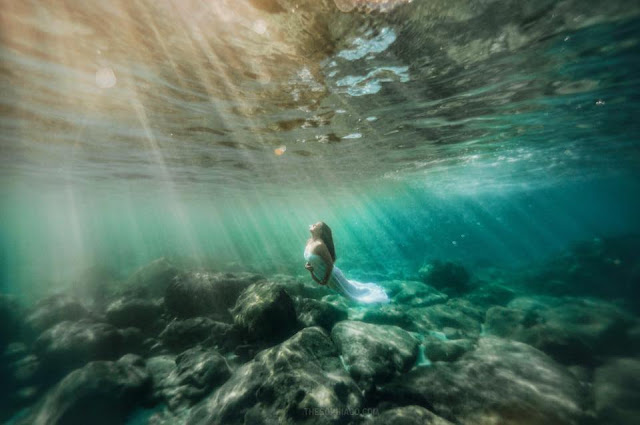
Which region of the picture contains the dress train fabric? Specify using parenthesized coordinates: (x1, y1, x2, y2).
(304, 249, 389, 304)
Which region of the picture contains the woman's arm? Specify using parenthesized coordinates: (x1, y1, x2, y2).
(310, 270, 323, 285)
(305, 261, 326, 285)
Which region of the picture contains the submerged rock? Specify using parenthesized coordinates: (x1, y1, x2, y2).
(231, 281, 298, 343)
(295, 297, 347, 331)
(418, 260, 471, 296)
(376, 337, 587, 425)
(187, 327, 362, 425)
(0, 294, 23, 350)
(21, 354, 150, 425)
(33, 320, 124, 377)
(444, 298, 485, 322)
(119, 326, 146, 355)
(25, 295, 89, 335)
(4, 341, 29, 363)
(1, 344, 42, 419)
(150, 347, 231, 410)
(362, 304, 414, 330)
(173, 346, 230, 389)
(331, 320, 419, 390)
(408, 301, 482, 339)
(366, 405, 454, 425)
(387, 280, 448, 308)
(463, 282, 516, 308)
(593, 357, 640, 424)
(146, 354, 177, 402)
(126, 257, 180, 298)
(164, 271, 262, 321)
(159, 317, 234, 352)
(423, 337, 476, 362)
(171, 349, 230, 408)
(485, 296, 635, 365)
(381, 300, 482, 342)
(322, 293, 353, 313)
(275, 274, 333, 300)
(105, 298, 162, 330)
(521, 236, 640, 310)
(10, 351, 41, 386)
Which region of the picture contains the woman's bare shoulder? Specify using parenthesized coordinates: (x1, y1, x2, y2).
(305, 239, 325, 252)
(307, 241, 332, 263)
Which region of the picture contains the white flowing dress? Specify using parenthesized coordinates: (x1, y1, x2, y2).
(304, 246, 389, 304)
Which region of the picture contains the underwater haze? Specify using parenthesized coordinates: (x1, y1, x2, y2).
(1, 1, 640, 424)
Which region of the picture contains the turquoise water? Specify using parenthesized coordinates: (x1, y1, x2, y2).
(2, 177, 639, 296)
(1, 1, 640, 424)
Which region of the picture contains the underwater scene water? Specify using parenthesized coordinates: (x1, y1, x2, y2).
(1, 0, 640, 424)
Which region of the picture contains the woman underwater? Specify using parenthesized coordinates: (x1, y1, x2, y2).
(304, 221, 389, 303)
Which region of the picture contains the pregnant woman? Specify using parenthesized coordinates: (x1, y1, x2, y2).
(304, 221, 389, 303)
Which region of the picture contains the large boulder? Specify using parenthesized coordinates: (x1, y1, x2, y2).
(9, 349, 41, 388)
(155, 347, 231, 410)
(1, 343, 42, 421)
(331, 321, 419, 390)
(159, 317, 234, 353)
(485, 296, 635, 365)
(165, 272, 262, 321)
(593, 357, 640, 424)
(105, 298, 162, 330)
(0, 294, 23, 350)
(386, 280, 448, 308)
(423, 337, 476, 362)
(146, 354, 177, 402)
(118, 327, 146, 355)
(126, 257, 180, 298)
(21, 354, 150, 425)
(25, 295, 89, 335)
(520, 236, 640, 310)
(295, 298, 347, 331)
(407, 301, 482, 339)
(362, 304, 415, 330)
(187, 327, 362, 425)
(321, 293, 352, 313)
(443, 298, 485, 322)
(33, 320, 124, 377)
(274, 274, 333, 300)
(463, 282, 515, 308)
(375, 337, 587, 425)
(231, 281, 298, 343)
(418, 260, 471, 296)
(365, 405, 454, 425)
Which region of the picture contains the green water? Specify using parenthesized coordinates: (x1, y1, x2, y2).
(1, 3, 639, 300)
(2, 176, 639, 297)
